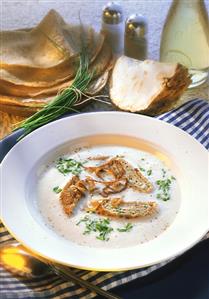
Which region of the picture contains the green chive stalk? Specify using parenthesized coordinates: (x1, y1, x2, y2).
(17, 51, 93, 139)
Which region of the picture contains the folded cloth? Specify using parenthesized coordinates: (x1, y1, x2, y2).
(0, 98, 208, 299)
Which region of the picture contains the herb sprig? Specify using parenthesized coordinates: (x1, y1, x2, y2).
(16, 50, 93, 139)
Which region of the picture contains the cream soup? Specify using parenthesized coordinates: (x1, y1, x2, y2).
(37, 142, 180, 248)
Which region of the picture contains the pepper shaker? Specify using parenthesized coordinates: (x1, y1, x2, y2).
(124, 14, 147, 60)
(101, 2, 124, 55)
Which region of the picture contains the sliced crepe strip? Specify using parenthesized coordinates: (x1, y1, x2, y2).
(86, 198, 157, 219)
(110, 56, 191, 115)
(60, 176, 87, 216)
(118, 159, 153, 193)
(85, 157, 153, 193)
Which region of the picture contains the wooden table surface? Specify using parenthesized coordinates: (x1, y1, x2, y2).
(0, 112, 25, 139)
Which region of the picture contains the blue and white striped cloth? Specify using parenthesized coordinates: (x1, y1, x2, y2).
(0, 99, 208, 299)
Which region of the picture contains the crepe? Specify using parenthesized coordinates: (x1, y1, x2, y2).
(0, 10, 112, 115)
(0, 70, 111, 116)
(110, 56, 191, 115)
(0, 38, 112, 97)
(0, 10, 102, 68)
(0, 30, 104, 87)
(0, 10, 105, 87)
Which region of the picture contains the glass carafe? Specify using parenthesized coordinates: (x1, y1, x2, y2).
(160, 0, 209, 88)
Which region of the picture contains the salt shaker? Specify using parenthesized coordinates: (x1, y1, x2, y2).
(101, 2, 124, 55)
(124, 14, 147, 60)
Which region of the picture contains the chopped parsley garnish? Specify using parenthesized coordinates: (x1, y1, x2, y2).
(139, 167, 145, 172)
(156, 175, 176, 201)
(156, 178, 172, 191)
(56, 158, 84, 175)
(77, 216, 113, 241)
(53, 186, 62, 193)
(117, 223, 133, 232)
(157, 193, 170, 201)
(141, 158, 145, 161)
(76, 215, 89, 226)
(161, 168, 166, 178)
(77, 216, 134, 240)
(147, 169, 152, 176)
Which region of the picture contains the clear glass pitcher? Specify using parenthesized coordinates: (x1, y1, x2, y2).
(160, 0, 209, 88)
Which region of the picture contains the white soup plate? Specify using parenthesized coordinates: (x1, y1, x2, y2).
(1, 112, 208, 271)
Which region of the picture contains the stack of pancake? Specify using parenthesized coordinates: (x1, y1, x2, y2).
(0, 10, 112, 116)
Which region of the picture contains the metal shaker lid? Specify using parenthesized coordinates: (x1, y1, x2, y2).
(102, 2, 123, 24)
(125, 14, 147, 38)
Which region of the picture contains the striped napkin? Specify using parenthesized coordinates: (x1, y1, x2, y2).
(0, 99, 208, 299)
